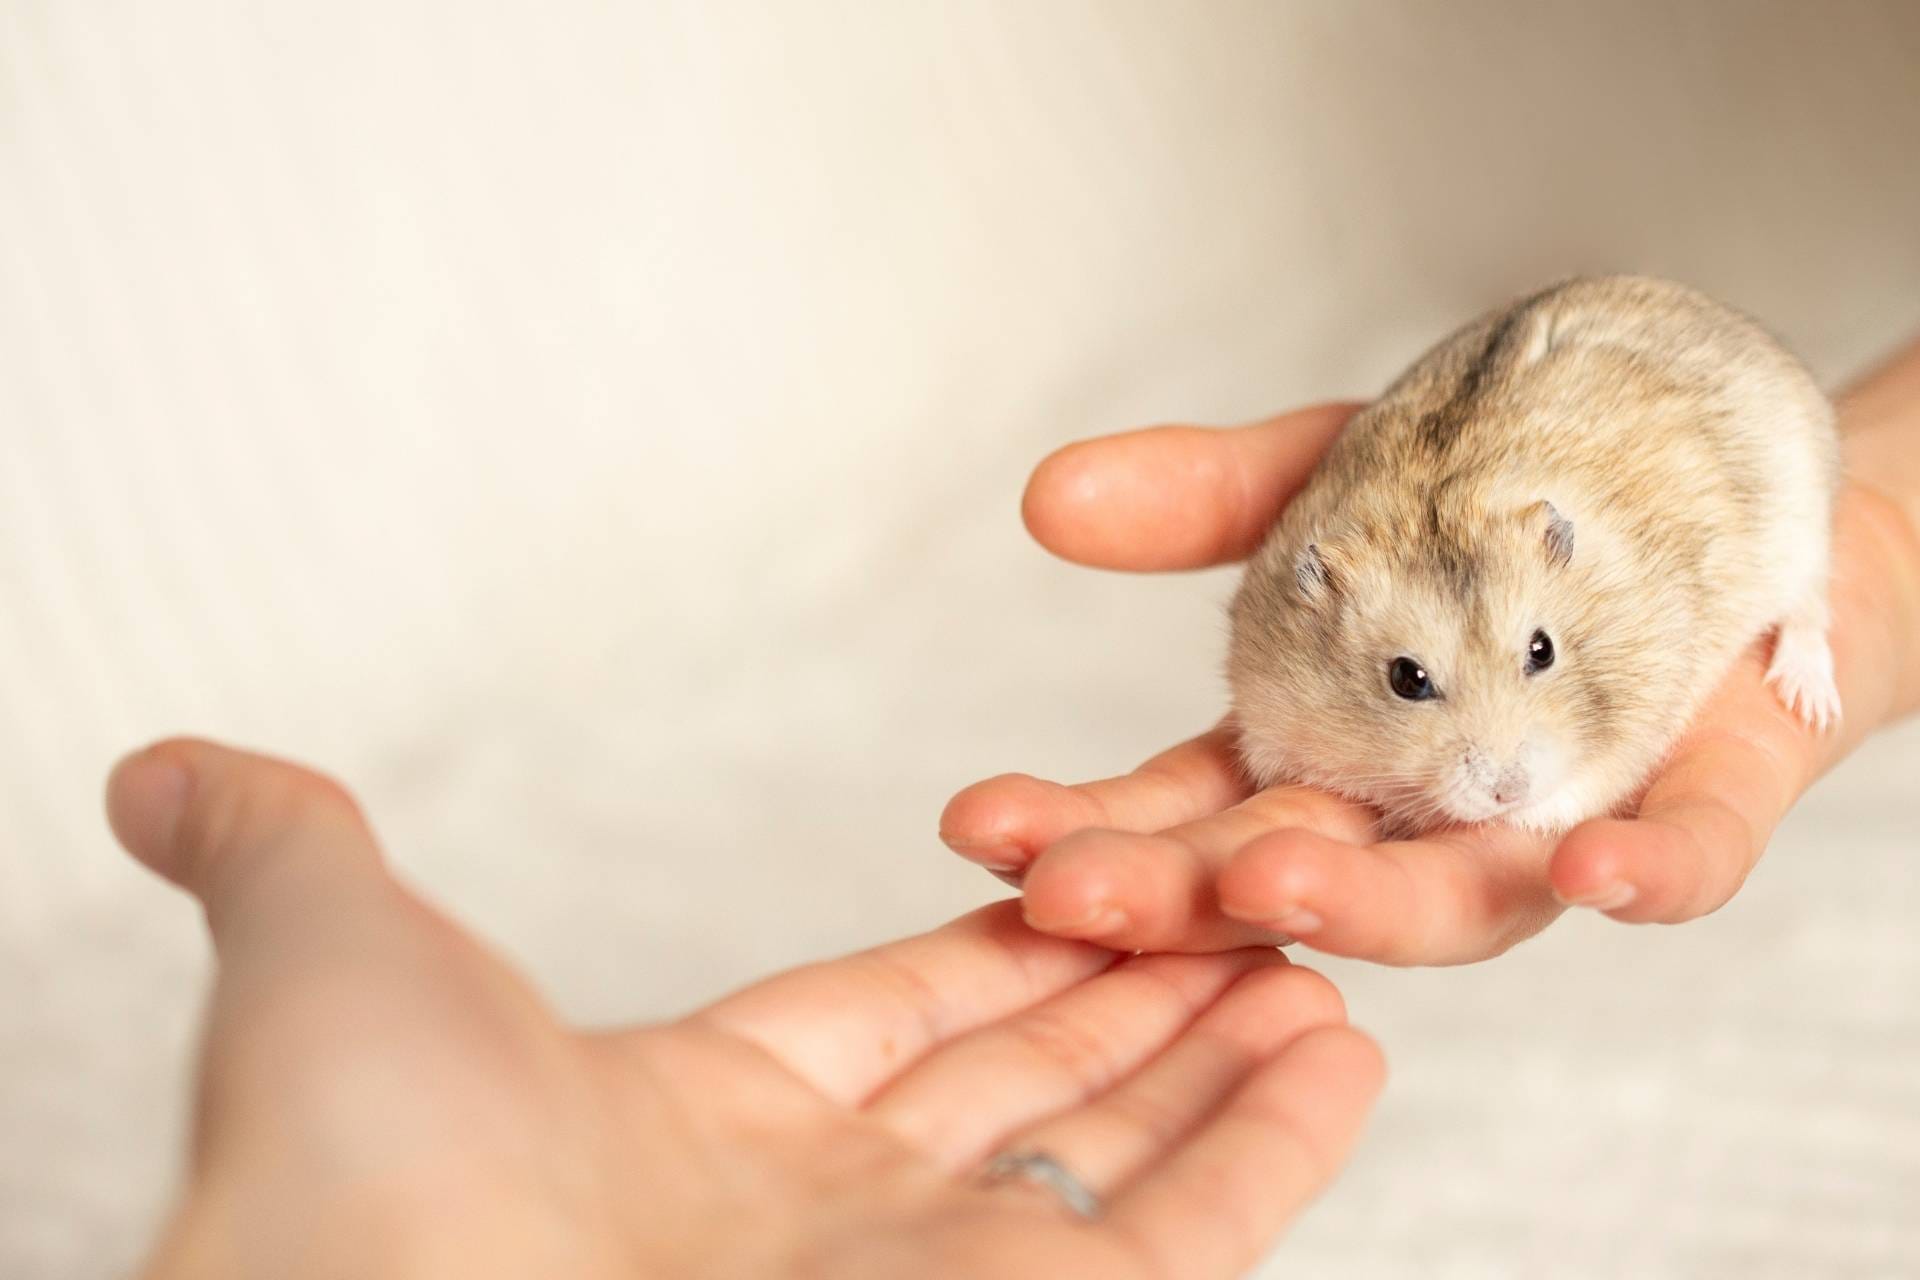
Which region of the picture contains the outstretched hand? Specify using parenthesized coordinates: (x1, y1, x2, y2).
(119, 739, 1380, 1279)
(942, 386, 1920, 965)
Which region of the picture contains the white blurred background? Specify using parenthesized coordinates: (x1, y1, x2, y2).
(4, 3, 1919, 1275)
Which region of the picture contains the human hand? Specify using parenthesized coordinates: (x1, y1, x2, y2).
(941, 370, 1920, 965)
(118, 739, 1382, 1279)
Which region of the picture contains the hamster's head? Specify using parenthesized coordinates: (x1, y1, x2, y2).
(1228, 496, 1613, 834)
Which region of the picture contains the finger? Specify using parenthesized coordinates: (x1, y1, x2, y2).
(1548, 725, 1798, 924)
(693, 902, 1117, 1105)
(105, 739, 558, 1161)
(1022, 403, 1361, 571)
(868, 949, 1287, 1167)
(1104, 1025, 1384, 1279)
(107, 737, 406, 965)
(985, 964, 1347, 1199)
(1017, 787, 1378, 953)
(1551, 489, 1920, 923)
(939, 724, 1253, 877)
(1217, 826, 1562, 965)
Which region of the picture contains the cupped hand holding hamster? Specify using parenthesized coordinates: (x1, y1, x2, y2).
(941, 298, 1920, 965)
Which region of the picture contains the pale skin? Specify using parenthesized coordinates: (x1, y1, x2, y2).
(118, 740, 1382, 1279)
(942, 339, 1920, 964)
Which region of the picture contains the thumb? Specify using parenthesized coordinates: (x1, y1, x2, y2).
(111, 742, 582, 1276)
(106, 739, 555, 1141)
(105, 737, 399, 960)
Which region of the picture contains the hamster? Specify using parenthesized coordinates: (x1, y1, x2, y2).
(1227, 276, 1840, 836)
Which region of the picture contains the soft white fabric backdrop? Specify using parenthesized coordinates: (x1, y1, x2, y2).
(3, 2, 1917, 1275)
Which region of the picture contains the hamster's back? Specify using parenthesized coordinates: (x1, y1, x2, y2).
(1290, 276, 1836, 638)
(1359, 275, 1831, 509)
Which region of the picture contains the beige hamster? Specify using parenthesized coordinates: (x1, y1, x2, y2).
(1227, 276, 1840, 836)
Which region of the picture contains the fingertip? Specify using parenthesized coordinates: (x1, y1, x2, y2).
(1216, 831, 1333, 935)
(1547, 820, 1632, 907)
(1237, 1024, 1388, 1129)
(1230, 962, 1348, 1034)
(1021, 404, 1366, 572)
(1020, 438, 1105, 563)
(105, 736, 378, 910)
(938, 773, 1050, 872)
(1552, 820, 1697, 920)
(1023, 828, 1283, 953)
(105, 739, 199, 883)
(1018, 829, 1133, 941)
(1022, 426, 1241, 570)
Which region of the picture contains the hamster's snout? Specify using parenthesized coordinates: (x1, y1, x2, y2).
(1459, 749, 1527, 811)
(1450, 742, 1562, 823)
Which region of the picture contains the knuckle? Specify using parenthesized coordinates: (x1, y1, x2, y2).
(172, 755, 370, 885)
(980, 771, 1044, 801)
(1005, 1011, 1119, 1086)
(1676, 808, 1753, 919)
(1101, 1083, 1193, 1148)
(249, 762, 369, 836)
(1683, 799, 1759, 890)
(850, 949, 949, 1048)
(287, 766, 365, 822)
(1237, 790, 1315, 829)
(1040, 826, 1113, 863)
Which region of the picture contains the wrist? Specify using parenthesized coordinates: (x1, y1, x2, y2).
(1844, 486, 1920, 721)
(1839, 337, 1920, 533)
(1838, 337, 1920, 720)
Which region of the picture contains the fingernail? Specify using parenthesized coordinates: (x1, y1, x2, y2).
(944, 837, 1025, 873)
(1025, 903, 1128, 938)
(105, 749, 194, 871)
(1564, 881, 1636, 911)
(1221, 899, 1322, 936)
(1268, 906, 1323, 937)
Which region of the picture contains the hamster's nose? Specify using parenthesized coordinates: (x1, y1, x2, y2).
(1492, 766, 1530, 807)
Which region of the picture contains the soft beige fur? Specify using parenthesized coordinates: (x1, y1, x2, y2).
(1229, 276, 1840, 834)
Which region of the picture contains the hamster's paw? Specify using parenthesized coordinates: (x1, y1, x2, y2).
(1765, 620, 1842, 733)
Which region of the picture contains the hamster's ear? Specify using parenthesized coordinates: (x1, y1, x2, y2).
(1530, 500, 1574, 568)
(1294, 541, 1337, 603)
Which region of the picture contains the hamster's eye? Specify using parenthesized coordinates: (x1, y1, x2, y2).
(1388, 657, 1436, 701)
(1526, 629, 1555, 674)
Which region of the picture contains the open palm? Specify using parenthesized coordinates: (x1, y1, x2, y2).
(118, 739, 1380, 1279)
(942, 394, 1920, 965)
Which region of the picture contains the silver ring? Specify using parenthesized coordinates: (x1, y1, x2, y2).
(981, 1149, 1101, 1219)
